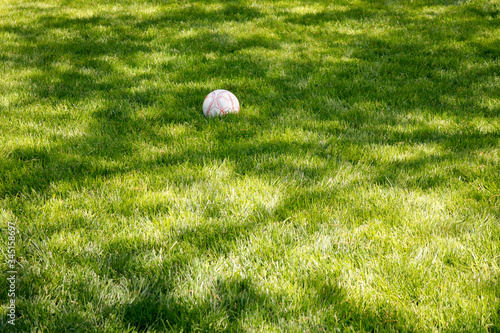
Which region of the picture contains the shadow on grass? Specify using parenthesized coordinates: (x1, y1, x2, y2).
(1, 0, 499, 331)
(121, 275, 408, 332)
(13, 206, 415, 332)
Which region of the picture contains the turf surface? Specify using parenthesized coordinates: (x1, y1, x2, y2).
(0, 0, 499, 331)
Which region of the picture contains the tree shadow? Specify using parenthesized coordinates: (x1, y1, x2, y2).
(134, 2, 262, 27)
(12, 206, 416, 332)
(121, 274, 415, 332)
(1, 0, 499, 331)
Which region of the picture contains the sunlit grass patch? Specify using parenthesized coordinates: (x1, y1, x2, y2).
(0, 0, 499, 331)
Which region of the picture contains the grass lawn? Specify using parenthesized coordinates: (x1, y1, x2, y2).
(1, 0, 499, 331)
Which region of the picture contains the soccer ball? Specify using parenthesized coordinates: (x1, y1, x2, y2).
(202, 89, 240, 117)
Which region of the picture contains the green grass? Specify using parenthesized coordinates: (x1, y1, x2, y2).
(0, 0, 499, 331)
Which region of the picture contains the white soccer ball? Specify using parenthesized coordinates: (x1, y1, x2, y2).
(202, 89, 240, 117)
